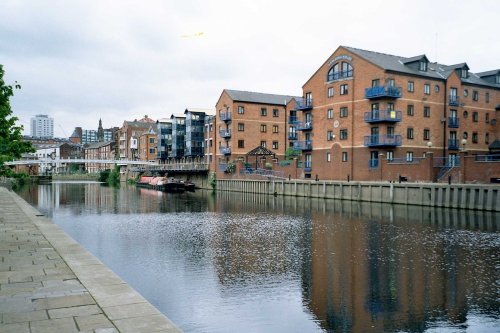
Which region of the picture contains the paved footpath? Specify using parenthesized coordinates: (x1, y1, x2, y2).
(0, 187, 182, 333)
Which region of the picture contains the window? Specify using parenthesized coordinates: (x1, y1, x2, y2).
(387, 79, 395, 87)
(341, 62, 353, 77)
(261, 108, 267, 116)
(238, 106, 244, 114)
(327, 63, 339, 81)
(340, 129, 348, 140)
(386, 151, 394, 161)
(387, 126, 394, 137)
(486, 113, 490, 123)
(472, 132, 478, 144)
(463, 132, 468, 139)
(464, 89, 468, 97)
(149, 138, 155, 144)
(406, 151, 414, 162)
(461, 69, 468, 78)
(238, 123, 244, 131)
(407, 127, 414, 139)
(272, 141, 278, 149)
(423, 128, 430, 140)
(424, 84, 430, 95)
(472, 112, 478, 122)
(435, 85, 440, 93)
(272, 109, 279, 117)
(340, 84, 348, 95)
(407, 104, 414, 116)
(342, 152, 348, 162)
(472, 91, 478, 101)
(463, 111, 468, 118)
(419, 61, 427, 71)
(424, 106, 430, 117)
(260, 124, 267, 132)
(149, 148, 155, 154)
(407, 81, 414, 92)
(272, 125, 279, 133)
(327, 109, 333, 119)
(486, 92, 490, 103)
(238, 140, 244, 148)
(327, 87, 334, 98)
(372, 79, 380, 87)
(260, 141, 266, 148)
(327, 130, 334, 141)
(326, 152, 331, 162)
(486, 132, 490, 144)
(340, 107, 348, 118)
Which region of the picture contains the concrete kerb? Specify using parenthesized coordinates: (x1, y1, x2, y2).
(0, 187, 182, 333)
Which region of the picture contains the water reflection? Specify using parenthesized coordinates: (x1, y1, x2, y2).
(16, 182, 500, 333)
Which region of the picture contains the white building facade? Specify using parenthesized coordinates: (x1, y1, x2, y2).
(30, 114, 54, 138)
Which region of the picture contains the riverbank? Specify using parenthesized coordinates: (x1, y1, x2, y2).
(217, 179, 500, 211)
(0, 187, 181, 333)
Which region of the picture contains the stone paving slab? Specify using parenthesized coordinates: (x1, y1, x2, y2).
(0, 187, 182, 333)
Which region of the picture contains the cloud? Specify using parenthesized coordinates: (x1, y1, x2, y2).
(1, 0, 499, 137)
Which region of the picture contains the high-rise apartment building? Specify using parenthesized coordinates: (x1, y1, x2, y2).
(30, 114, 54, 138)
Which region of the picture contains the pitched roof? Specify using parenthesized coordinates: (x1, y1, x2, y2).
(85, 141, 113, 149)
(477, 69, 500, 77)
(343, 46, 500, 89)
(225, 89, 297, 106)
(246, 146, 276, 156)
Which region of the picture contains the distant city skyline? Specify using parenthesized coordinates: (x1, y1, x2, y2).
(1, 0, 499, 137)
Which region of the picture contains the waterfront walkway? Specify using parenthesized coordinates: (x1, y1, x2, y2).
(0, 187, 181, 333)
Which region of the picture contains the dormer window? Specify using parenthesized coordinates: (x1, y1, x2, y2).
(496, 75, 500, 84)
(461, 69, 468, 78)
(419, 61, 427, 71)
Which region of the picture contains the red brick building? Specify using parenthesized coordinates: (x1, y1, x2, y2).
(290, 46, 500, 181)
(212, 89, 296, 174)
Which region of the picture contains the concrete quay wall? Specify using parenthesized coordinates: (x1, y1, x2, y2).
(217, 179, 500, 211)
(0, 187, 182, 333)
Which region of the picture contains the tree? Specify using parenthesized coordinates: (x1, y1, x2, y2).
(0, 65, 34, 176)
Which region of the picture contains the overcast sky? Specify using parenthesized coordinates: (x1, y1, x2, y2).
(2, 0, 499, 137)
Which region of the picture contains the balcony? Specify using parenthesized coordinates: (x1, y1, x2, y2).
(220, 111, 231, 122)
(448, 138, 459, 150)
(448, 117, 460, 128)
(364, 134, 402, 147)
(220, 147, 231, 155)
(288, 132, 297, 140)
(293, 140, 313, 151)
(364, 110, 402, 123)
(304, 161, 312, 172)
(296, 121, 313, 131)
(295, 97, 313, 111)
(449, 96, 460, 106)
(219, 129, 231, 138)
(288, 116, 298, 124)
(365, 86, 402, 99)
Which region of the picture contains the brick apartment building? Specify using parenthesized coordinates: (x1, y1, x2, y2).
(138, 127, 157, 162)
(84, 141, 115, 173)
(117, 116, 155, 160)
(212, 89, 296, 172)
(290, 46, 499, 181)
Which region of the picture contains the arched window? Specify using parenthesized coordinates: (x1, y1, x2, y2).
(327, 62, 353, 81)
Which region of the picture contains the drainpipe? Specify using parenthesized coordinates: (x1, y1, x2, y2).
(443, 80, 448, 158)
(351, 74, 355, 181)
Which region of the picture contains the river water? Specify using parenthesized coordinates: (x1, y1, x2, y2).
(16, 182, 499, 333)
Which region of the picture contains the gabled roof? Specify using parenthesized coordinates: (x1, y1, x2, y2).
(477, 69, 500, 77)
(246, 145, 276, 156)
(224, 89, 297, 106)
(85, 141, 113, 149)
(444, 62, 469, 70)
(401, 54, 428, 64)
(184, 107, 215, 115)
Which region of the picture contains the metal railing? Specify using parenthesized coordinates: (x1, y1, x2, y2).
(365, 86, 402, 99)
(449, 96, 460, 106)
(474, 154, 500, 162)
(327, 70, 353, 81)
(220, 111, 231, 121)
(295, 97, 313, 110)
(364, 110, 402, 123)
(220, 147, 231, 155)
(296, 121, 313, 131)
(240, 168, 285, 179)
(293, 140, 313, 151)
(448, 117, 460, 128)
(364, 135, 402, 147)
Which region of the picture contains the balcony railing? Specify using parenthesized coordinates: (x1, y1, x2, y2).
(296, 121, 313, 131)
(220, 111, 231, 122)
(365, 86, 402, 99)
(364, 110, 402, 123)
(327, 70, 353, 81)
(363, 135, 402, 147)
(433, 156, 461, 168)
(304, 161, 312, 172)
(293, 140, 313, 151)
(288, 116, 298, 124)
(219, 129, 231, 138)
(449, 96, 460, 106)
(220, 147, 231, 155)
(448, 138, 459, 150)
(448, 117, 460, 128)
(288, 132, 297, 140)
(295, 97, 313, 110)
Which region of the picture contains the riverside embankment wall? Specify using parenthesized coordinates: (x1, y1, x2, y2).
(217, 179, 499, 211)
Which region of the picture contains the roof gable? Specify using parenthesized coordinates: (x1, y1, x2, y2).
(224, 89, 296, 106)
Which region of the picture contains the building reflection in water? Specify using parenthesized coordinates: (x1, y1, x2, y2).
(15, 183, 499, 332)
